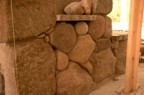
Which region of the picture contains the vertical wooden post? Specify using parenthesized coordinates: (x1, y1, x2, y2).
(124, 0, 144, 94)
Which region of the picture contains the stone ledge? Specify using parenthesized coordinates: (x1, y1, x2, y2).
(111, 31, 128, 41)
(56, 15, 97, 21)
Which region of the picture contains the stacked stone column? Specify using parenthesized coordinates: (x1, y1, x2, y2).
(0, 0, 117, 95)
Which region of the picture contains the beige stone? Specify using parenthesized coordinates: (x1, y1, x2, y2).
(74, 22, 89, 35)
(90, 49, 116, 82)
(95, 38, 111, 52)
(56, 62, 96, 95)
(50, 23, 77, 53)
(88, 15, 105, 41)
(44, 35, 49, 43)
(0, 39, 56, 95)
(37, 33, 45, 39)
(95, 0, 113, 15)
(69, 34, 95, 64)
(56, 0, 112, 15)
(103, 16, 112, 39)
(81, 0, 91, 14)
(82, 61, 93, 74)
(0, 71, 5, 95)
(56, 50, 69, 71)
(64, 2, 84, 15)
(91, 0, 99, 14)
(0, 0, 56, 42)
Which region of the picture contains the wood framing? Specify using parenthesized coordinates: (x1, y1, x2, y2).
(124, 0, 144, 94)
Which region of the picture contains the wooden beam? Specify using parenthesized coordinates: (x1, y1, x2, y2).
(124, 0, 144, 94)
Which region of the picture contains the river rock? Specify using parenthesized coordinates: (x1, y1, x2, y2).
(56, 50, 69, 71)
(88, 15, 105, 41)
(90, 49, 116, 82)
(56, 62, 96, 95)
(50, 23, 77, 53)
(74, 22, 89, 35)
(103, 16, 112, 39)
(68, 34, 95, 64)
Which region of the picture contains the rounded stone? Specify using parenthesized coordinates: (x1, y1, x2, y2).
(50, 23, 77, 53)
(88, 15, 105, 41)
(56, 50, 69, 71)
(64, 2, 84, 15)
(44, 35, 49, 43)
(74, 22, 89, 35)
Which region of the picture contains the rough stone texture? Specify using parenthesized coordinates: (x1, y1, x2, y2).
(64, 2, 84, 15)
(50, 23, 77, 53)
(56, 15, 97, 21)
(90, 49, 116, 82)
(91, 0, 99, 14)
(95, 0, 113, 15)
(56, 50, 69, 71)
(44, 35, 50, 43)
(103, 16, 112, 39)
(140, 45, 144, 56)
(114, 40, 127, 75)
(81, 0, 91, 15)
(95, 38, 111, 52)
(111, 41, 119, 50)
(0, 71, 5, 95)
(56, 0, 76, 14)
(56, 62, 96, 95)
(88, 15, 105, 41)
(56, 0, 112, 15)
(82, 61, 93, 75)
(16, 39, 56, 95)
(0, 43, 17, 95)
(0, 0, 56, 42)
(68, 34, 95, 64)
(74, 22, 89, 35)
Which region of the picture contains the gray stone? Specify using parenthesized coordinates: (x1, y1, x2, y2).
(103, 16, 112, 39)
(64, 2, 84, 15)
(90, 49, 116, 82)
(95, 0, 113, 15)
(56, 62, 96, 95)
(50, 23, 77, 53)
(74, 22, 89, 35)
(56, 50, 69, 71)
(68, 34, 95, 64)
(88, 15, 105, 41)
(0, 0, 56, 42)
(95, 38, 111, 52)
(115, 40, 127, 74)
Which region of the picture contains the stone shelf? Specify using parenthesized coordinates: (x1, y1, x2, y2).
(56, 15, 97, 21)
(112, 30, 128, 41)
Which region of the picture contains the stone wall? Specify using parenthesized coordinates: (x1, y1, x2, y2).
(0, 0, 128, 95)
(111, 31, 128, 75)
